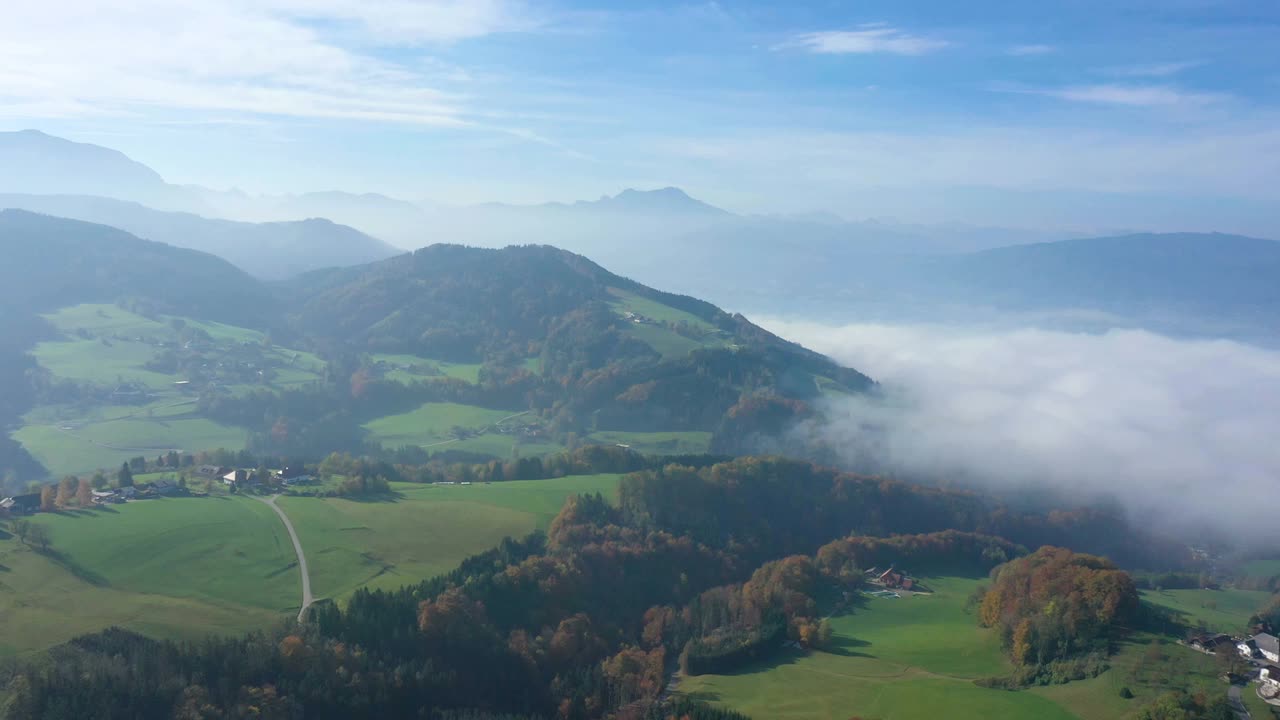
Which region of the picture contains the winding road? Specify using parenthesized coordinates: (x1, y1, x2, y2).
(254, 494, 313, 623)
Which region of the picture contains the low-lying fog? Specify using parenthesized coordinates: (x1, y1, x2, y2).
(764, 318, 1280, 544)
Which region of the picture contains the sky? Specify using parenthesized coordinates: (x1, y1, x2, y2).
(764, 318, 1280, 543)
(2, 0, 1279, 233)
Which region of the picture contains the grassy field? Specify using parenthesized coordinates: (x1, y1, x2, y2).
(371, 353, 484, 385)
(607, 288, 717, 331)
(1140, 587, 1271, 634)
(13, 303, 324, 477)
(279, 475, 620, 599)
(681, 573, 1251, 720)
(680, 576, 1081, 720)
(1242, 559, 1280, 579)
(14, 407, 247, 477)
(0, 475, 622, 656)
(1030, 635, 1222, 720)
(0, 496, 300, 657)
(587, 430, 712, 455)
(363, 402, 562, 459)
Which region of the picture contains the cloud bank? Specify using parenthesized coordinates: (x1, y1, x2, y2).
(763, 319, 1280, 542)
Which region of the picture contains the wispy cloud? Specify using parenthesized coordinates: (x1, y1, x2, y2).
(783, 26, 949, 56)
(1106, 60, 1203, 78)
(0, 0, 533, 128)
(1007, 44, 1056, 56)
(996, 82, 1228, 107)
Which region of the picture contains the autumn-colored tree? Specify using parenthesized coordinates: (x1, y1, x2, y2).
(977, 546, 1139, 665)
(55, 476, 77, 508)
(76, 478, 93, 507)
(39, 485, 55, 512)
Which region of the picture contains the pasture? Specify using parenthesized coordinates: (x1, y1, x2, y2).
(680, 574, 1243, 720)
(1030, 635, 1221, 720)
(1140, 587, 1270, 634)
(679, 576, 1079, 720)
(14, 405, 247, 477)
(362, 402, 562, 459)
(586, 430, 712, 455)
(0, 496, 300, 657)
(1, 474, 622, 656)
(371, 353, 484, 385)
(607, 288, 717, 331)
(279, 474, 619, 599)
(12, 303, 325, 477)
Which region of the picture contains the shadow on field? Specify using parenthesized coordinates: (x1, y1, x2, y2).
(40, 548, 110, 587)
(681, 690, 724, 704)
(823, 634, 876, 659)
(340, 491, 406, 504)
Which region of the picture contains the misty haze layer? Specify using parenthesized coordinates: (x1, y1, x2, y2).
(765, 319, 1280, 542)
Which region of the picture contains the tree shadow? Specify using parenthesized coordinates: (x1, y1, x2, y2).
(39, 548, 110, 587)
(680, 690, 724, 704)
(341, 490, 406, 504)
(823, 634, 876, 659)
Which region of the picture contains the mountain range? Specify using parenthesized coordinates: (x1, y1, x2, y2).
(4, 129, 1279, 342)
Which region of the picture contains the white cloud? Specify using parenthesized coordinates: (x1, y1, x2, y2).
(0, 0, 532, 126)
(763, 319, 1280, 541)
(784, 27, 949, 56)
(1031, 83, 1226, 107)
(1008, 44, 1056, 56)
(1107, 61, 1202, 78)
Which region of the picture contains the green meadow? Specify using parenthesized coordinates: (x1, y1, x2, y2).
(680, 576, 1078, 720)
(11, 303, 325, 477)
(279, 475, 619, 599)
(586, 430, 712, 455)
(680, 575, 1249, 720)
(1140, 586, 1271, 634)
(608, 288, 717, 331)
(371, 353, 485, 385)
(362, 401, 563, 458)
(14, 404, 247, 476)
(1, 474, 622, 656)
(0, 496, 299, 657)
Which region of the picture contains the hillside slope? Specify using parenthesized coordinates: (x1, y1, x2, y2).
(286, 244, 872, 448)
(0, 194, 402, 279)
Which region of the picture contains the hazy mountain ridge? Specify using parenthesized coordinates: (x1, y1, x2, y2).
(0, 194, 402, 279)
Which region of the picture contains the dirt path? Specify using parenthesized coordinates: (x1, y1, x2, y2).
(254, 494, 313, 622)
(1229, 684, 1251, 720)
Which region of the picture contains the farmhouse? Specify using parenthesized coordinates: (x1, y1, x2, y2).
(150, 479, 183, 496)
(1263, 666, 1280, 686)
(222, 469, 248, 485)
(2, 493, 41, 514)
(1189, 632, 1233, 653)
(1240, 634, 1280, 663)
(196, 465, 225, 478)
(876, 567, 916, 591)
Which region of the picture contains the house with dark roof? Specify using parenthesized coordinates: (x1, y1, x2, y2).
(2, 493, 41, 514)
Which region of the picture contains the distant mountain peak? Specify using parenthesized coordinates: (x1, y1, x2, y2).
(576, 186, 729, 215)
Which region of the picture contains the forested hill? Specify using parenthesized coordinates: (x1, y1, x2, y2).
(0, 209, 271, 327)
(288, 243, 852, 374)
(272, 243, 872, 457)
(0, 215, 874, 476)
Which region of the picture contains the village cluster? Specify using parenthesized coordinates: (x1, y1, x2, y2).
(1187, 630, 1280, 703)
(0, 465, 317, 515)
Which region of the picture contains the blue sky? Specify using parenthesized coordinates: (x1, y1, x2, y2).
(2, 0, 1278, 234)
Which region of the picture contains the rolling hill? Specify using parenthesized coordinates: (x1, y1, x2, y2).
(0, 213, 874, 486)
(0, 194, 402, 279)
